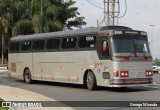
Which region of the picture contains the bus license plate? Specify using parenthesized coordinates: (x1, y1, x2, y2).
(134, 80, 141, 84)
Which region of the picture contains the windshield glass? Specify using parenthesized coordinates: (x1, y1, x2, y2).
(111, 35, 151, 57)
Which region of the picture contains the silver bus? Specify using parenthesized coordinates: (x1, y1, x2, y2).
(8, 26, 153, 90)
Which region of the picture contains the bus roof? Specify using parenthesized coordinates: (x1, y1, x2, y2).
(10, 26, 132, 42)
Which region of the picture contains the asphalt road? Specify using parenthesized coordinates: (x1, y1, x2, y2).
(0, 71, 160, 110)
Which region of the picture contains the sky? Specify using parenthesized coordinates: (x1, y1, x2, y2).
(74, 0, 160, 59)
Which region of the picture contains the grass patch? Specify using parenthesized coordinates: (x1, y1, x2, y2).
(0, 98, 9, 110)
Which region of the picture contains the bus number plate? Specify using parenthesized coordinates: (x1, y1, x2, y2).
(134, 80, 141, 84)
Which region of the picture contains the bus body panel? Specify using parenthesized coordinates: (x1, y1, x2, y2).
(113, 61, 152, 78)
(9, 50, 113, 86)
(8, 53, 33, 80)
(32, 51, 109, 86)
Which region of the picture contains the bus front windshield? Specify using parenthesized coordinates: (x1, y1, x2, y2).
(111, 35, 151, 57)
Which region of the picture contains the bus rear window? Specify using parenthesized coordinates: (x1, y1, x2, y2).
(79, 36, 96, 48)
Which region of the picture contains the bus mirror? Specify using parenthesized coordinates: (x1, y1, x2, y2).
(102, 41, 107, 51)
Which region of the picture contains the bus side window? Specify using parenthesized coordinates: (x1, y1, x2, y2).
(62, 37, 77, 49)
(79, 36, 96, 48)
(33, 40, 45, 50)
(69, 38, 77, 48)
(21, 41, 32, 51)
(101, 40, 109, 57)
(10, 42, 20, 52)
(14, 42, 20, 51)
(46, 39, 60, 50)
(9, 43, 14, 52)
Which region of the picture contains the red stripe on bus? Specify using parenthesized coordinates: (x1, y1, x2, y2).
(52, 75, 54, 80)
(77, 76, 79, 82)
(68, 75, 70, 82)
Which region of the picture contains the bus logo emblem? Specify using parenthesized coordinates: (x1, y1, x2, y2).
(86, 36, 94, 41)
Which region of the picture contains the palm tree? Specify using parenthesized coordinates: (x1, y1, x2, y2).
(0, 0, 15, 50)
(0, 0, 86, 36)
(12, 0, 64, 35)
(0, 0, 14, 35)
(12, 0, 86, 35)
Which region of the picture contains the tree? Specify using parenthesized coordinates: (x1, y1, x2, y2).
(0, 0, 14, 49)
(55, 0, 86, 29)
(154, 58, 160, 66)
(12, 0, 86, 35)
(0, 0, 86, 50)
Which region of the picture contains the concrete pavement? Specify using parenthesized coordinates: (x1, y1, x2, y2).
(0, 70, 74, 110)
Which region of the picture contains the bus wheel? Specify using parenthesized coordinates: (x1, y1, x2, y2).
(86, 71, 97, 90)
(24, 69, 32, 84)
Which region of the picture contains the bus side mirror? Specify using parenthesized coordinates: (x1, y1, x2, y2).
(102, 41, 108, 52)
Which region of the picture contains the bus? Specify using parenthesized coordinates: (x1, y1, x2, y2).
(8, 26, 153, 90)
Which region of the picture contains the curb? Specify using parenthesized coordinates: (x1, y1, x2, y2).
(0, 85, 74, 110)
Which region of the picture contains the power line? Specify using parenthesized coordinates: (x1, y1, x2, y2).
(118, 0, 127, 18)
(85, 0, 104, 10)
(89, 0, 103, 5)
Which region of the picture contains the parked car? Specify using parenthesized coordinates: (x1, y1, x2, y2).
(153, 62, 158, 73)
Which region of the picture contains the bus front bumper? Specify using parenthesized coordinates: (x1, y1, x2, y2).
(109, 78, 153, 87)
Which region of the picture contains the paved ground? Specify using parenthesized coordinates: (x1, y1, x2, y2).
(0, 70, 160, 110)
(0, 71, 74, 110)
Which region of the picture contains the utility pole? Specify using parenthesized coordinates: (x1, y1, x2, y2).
(104, 0, 110, 25)
(1, 34, 3, 64)
(149, 25, 155, 55)
(41, 0, 43, 16)
(40, 0, 43, 33)
(0, 17, 3, 64)
(104, 0, 120, 26)
(111, 0, 115, 25)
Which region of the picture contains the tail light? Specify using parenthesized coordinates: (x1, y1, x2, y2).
(145, 70, 153, 76)
(120, 70, 129, 77)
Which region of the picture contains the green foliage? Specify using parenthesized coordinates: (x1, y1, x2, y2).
(0, 0, 86, 35)
(154, 58, 160, 66)
(0, 0, 86, 49)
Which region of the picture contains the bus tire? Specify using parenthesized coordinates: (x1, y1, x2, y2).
(86, 71, 97, 90)
(24, 68, 32, 84)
